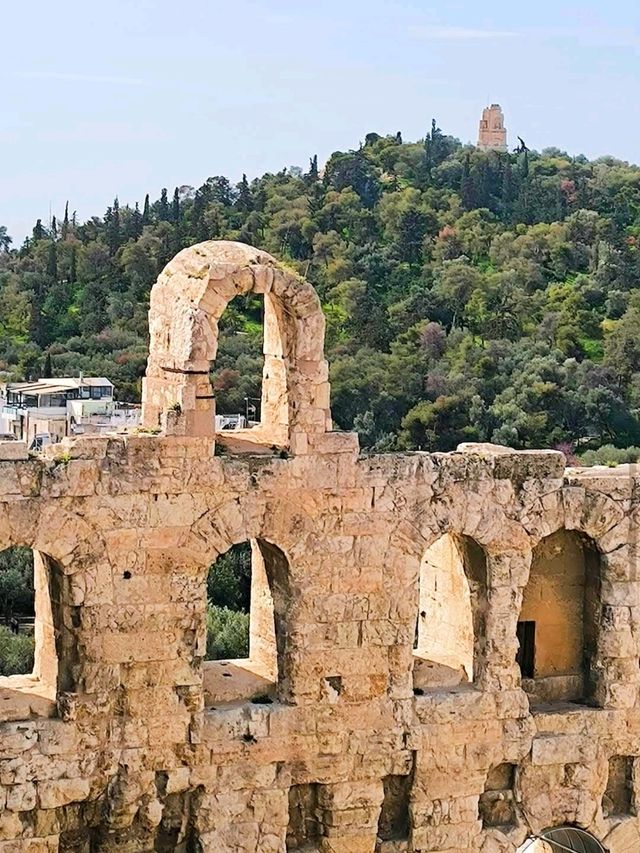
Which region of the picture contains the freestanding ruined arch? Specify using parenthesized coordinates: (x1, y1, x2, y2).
(141, 241, 331, 452)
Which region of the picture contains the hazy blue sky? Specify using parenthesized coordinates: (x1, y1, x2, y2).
(2, 0, 638, 242)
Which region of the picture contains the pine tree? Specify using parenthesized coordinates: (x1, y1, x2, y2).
(158, 188, 169, 221)
(142, 194, 151, 225)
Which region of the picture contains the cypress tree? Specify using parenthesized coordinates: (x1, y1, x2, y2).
(62, 201, 69, 239)
(308, 155, 319, 183)
(192, 190, 207, 241)
(172, 187, 180, 224)
(33, 219, 45, 242)
(42, 351, 53, 378)
(106, 198, 121, 254)
(501, 159, 515, 219)
(69, 246, 77, 284)
(130, 202, 143, 239)
(460, 153, 475, 210)
(159, 188, 169, 221)
(142, 194, 151, 225)
(46, 241, 58, 280)
(236, 174, 252, 212)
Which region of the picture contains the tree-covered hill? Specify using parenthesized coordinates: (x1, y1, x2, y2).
(2, 124, 640, 455)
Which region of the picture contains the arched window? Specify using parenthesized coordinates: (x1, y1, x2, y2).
(517, 529, 601, 705)
(211, 293, 264, 433)
(413, 533, 487, 692)
(142, 241, 331, 451)
(0, 547, 67, 714)
(203, 539, 290, 706)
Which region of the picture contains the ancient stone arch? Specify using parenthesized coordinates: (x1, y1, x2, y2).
(0, 247, 637, 852)
(142, 240, 331, 452)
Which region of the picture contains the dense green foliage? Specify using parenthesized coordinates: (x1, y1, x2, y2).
(578, 444, 640, 467)
(205, 605, 250, 661)
(205, 542, 252, 660)
(207, 542, 252, 612)
(0, 627, 34, 676)
(3, 125, 640, 451)
(0, 548, 34, 619)
(0, 549, 35, 675)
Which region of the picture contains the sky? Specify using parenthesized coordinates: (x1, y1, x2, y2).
(2, 0, 639, 243)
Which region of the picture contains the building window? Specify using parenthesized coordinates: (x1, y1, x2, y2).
(413, 533, 487, 692)
(518, 529, 601, 705)
(203, 539, 290, 706)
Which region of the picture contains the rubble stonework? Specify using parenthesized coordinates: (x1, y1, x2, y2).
(0, 242, 639, 852)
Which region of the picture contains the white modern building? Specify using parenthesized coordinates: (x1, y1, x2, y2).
(0, 377, 140, 444)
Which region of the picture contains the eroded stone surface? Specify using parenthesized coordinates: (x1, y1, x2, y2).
(0, 243, 637, 852)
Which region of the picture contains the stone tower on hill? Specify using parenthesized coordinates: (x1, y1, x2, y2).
(477, 103, 507, 151)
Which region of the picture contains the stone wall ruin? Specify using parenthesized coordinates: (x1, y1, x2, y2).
(0, 241, 639, 851)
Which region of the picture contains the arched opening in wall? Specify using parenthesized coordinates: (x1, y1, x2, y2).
(0, 547, 64, 715)
(516, 827, 605, 852)
(517, 529, 601, 706)
(203, 539, 290, 706)
(210, 293, 265, 435)
(413, 533, 487, 692)
(209, 288, 292, 451)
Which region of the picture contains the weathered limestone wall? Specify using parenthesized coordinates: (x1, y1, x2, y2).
(0, 242, 639, 853)
(416, 534, 473, 680)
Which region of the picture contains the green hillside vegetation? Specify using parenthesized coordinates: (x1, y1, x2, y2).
(2, 124, 640, 454)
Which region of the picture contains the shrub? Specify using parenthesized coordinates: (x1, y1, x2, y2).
(207, 543, 251, 612)
(0, 626, 34, 675)
(205, 604, 249, 660)
(578, 445, 640, 467)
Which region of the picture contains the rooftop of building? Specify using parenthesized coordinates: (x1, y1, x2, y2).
(2, 377, 114, 396)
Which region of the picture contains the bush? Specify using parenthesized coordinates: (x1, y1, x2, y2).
(578, 445, 640, 467)
(207, 543, 252, 612)
(205, 604, 249, 661)
(0, 547, 34, 618)
(0, 626, 34, 676)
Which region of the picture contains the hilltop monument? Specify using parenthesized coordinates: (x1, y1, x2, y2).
(477, 103, 508, 151)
